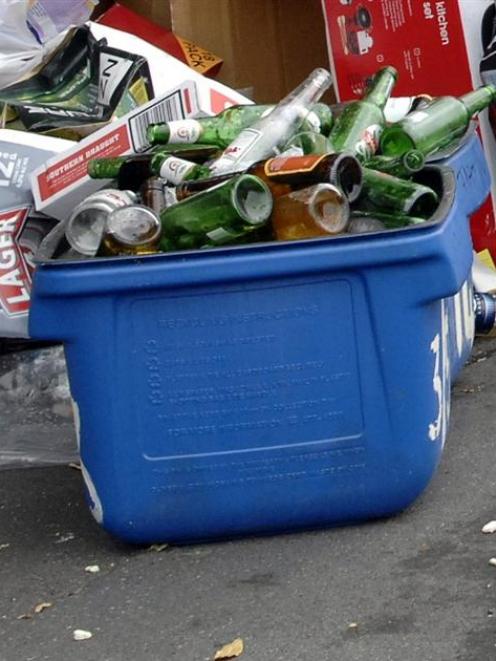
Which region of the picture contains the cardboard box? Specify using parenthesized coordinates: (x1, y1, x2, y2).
(117, 0, 333, 103)
(98, 3, 224, 77)
(322, 0, 496, 259)
(0, 130, 73, 337)
(31, 23, 251, 220)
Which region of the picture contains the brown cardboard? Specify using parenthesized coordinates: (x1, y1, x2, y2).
(103, 0, 333, 102)
(170, 0, 330, 102)
(118, 0, 331, 103)
(117, 0, 171, 29)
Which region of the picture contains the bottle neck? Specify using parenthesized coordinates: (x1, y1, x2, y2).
(461, 85, 496, 116)
(364, 67, 397, 110)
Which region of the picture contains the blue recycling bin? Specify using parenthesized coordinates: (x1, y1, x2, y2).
(29, 132, 487, 544)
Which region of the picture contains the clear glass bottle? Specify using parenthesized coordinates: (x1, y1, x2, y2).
(206, 68, 332, 176)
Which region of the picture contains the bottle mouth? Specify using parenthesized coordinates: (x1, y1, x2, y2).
(309, 68, 333, 92)
(407, 189, 439, 217)
(310, 183, 350, 234)
(66, 206, 107, 256)
(106, 205, 161, 247)
(330, 153, 363, 203)
(232, 175, 273, 225)
(380, 128, 416, 156)
(403, 150, 425, 172)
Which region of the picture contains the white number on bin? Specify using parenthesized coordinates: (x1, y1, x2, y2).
(428, 281, 474, 445)
(429, 301, 450, 445)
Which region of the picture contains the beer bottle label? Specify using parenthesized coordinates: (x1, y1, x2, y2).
(304, 110, 321, 132)
(159, 156, 196, 184)
(209, 128, 263, 174)
(264, 153, 327, 177)
(166, 119, 203, 143)
(355, 124, 382, 160)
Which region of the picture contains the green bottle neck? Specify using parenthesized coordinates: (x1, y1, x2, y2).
(364, 66, 397, 110)
(461, 85, 496, 116)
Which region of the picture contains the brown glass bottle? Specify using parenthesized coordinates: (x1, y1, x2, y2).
(140, 177, 166, 214)
(271, 183, 350, 241)
(174, 163, 292, 202)
(175, 152, 362, 203)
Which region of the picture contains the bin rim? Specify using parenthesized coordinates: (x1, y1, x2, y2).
(34, 166, 455, 269)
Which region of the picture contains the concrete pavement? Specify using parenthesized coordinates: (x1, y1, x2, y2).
(1, 340, 496, 661)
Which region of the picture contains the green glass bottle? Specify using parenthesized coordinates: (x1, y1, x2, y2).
(88, 154, 151, 180)
(281, 130, 333, 155)
(360, 167, 438, 218)
(380, 85, 496, 157)
(350, 209, 426, 229)
(87, 144, 219, 180)
(150, 154, 211, 185)
(328, 66, 398, 159)
(363, 149, 425, 178)
(159, 174, 273, 251)
(147, 102, 333, 148)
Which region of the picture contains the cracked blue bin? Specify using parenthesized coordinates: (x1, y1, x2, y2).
(29, 131, 487, 544)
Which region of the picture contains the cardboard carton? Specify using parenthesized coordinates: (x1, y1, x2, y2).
(0, 130, 73, 337)
(322, 0, 496, 259)
(116, 0, 332, 103)
(31, 23, 251, 221)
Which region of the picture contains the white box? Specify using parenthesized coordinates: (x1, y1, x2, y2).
(31, 22, 250, 221)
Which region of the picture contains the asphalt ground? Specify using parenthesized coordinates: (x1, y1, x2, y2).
(1, 339, 496, 661)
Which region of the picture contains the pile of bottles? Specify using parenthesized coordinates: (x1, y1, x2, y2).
(52, 65, 496, 259)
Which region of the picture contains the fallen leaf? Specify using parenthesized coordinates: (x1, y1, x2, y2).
(214, 638, 244, 660)
(148, 544, 169, 553)
(0, 543, 9, 551)
(73, 629, 93, 641)
(482, 521, 496, 534)
(84, 565, 100, 574)
(34, 602, 53, 614)
(69, 463, 82, 471)
(488, 558, 496, 567)
(17, 613, 32, 620)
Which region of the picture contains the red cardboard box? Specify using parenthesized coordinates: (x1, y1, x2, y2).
(322, 0, 496, 259)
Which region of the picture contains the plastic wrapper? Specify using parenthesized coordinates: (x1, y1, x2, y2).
(0, 25, 154, 139)
(0, 0, 97, 90)
(0, 344, 77, 469)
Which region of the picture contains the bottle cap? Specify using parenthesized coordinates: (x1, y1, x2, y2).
(232, 175, 273, 225)
(65, 190, 138, 256)
(105, 205, 161, 247)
